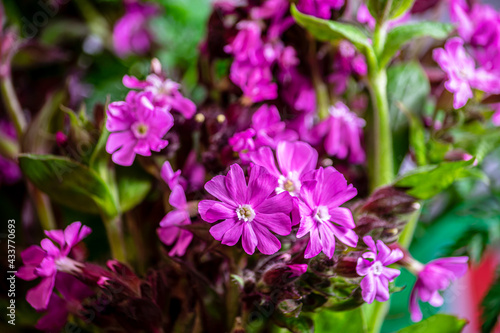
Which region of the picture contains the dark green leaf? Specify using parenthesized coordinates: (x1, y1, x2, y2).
(395, 160, 475, 199)
(397, 314, 467, 332)
(19, 154, 117, 216)
(481, 271, 500, 333)
(314, 308, 366, 333)
(116, 165, 152, 212)
(273, 311, 313, 333)
(380, 22, 454, 68)
(387, 62, 430, 171)
(367, 0, 415, 22)
(291, 4, 372, 52)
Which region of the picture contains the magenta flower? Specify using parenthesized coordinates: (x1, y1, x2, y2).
(329, 41, 367, 94)
(224, 21, 264, 64)
(356, 236, 403, 304)
(113, 0, 159, 58)
(17, 222, 91, 310)
(287, 264, 308, 277)
(296, 0, 344, 19)
(251, 0, 289, 20)
(316, 102, 366, 163)
(433, 37, 500, 109)
(280, 69, 316, 113)
(123, 73, 196, 119)
(35, 273, 93, 332)
(0, 121, 21, 185)
(409, 256, 468, 322)
(229, 128, 257, 161)
(106, 92, 173, 166)
(161, 160, 183, 190)
(250, 141, 318, 198)
(296, 167, 358, 258)
(199, 164, 293, 255)
(251, 104, 298, 148)
(230, 62, 278, 103)
(157, 185, 193, 257)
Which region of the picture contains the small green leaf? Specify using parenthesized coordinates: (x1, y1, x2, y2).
(19, 154, 117, 216)
(397, 314, 467, 333)
(380, 22, 454, 68)
(314, 308, 366, 333)
(409, 114, 427, 166)
(395, 160, 475, 199)
(367, 0, 415, 22)
(291, 4, 372, 51)
(116, 164, 152, 212)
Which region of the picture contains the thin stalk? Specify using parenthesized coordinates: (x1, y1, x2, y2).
(307, 33, 330, 119)
(0, 132, 18, 159)
(0, 76, 26, 138)
(28, 184, 56, 230)
(101, 213, 127, 262)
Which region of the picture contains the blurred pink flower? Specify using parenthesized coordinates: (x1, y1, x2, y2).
(296, 0, 344, 19)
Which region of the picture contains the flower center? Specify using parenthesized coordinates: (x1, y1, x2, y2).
(314, 205, 331, 224)
(132, 122, 149, 138)
(276, 171, 301, 196)
(236, 204, 255, 222)
(55, 256, 83, 274)
(372, 261, 383, 276)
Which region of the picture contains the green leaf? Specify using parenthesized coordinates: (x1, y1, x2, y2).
(387, 62, 430, 171)
(409, 114, 427, 166)
(397, 314, 467, 332)
(116, 164, 152, 212)
(291, 4, 372, 51)
(314, 308, 366, 333)
(481, 271, 500, 333)
(380, 22, 454, 68)
(367, 0, 415, 22)
(19, 154, 117, 216)
(395, 160, 475, 199)
(273, 311, 313, 333)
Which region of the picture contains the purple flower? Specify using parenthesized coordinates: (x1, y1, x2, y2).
(199, 164, 293, 255)
(251, 104, 298, 148)
(161, 160, 183, 190)
(296, 167, 358, 258)
(157, 185, 193, 257)
(113, 0, 159, 58)
(224, 21, 264, 64)
(0, 121, 21, 185)
(250, 141, 318, 198)
(316, 102, 366, 163)
(123, 73, 196, 118)
(230, 61, 278, 103)
(229, 128, 257, 161)
(106, 92, 173, 166)
(251, 0, 289, 20)
(329, 41, 367, 94)
(296, 0, 344, 19)
(409, 256, 468, 322)
(17, 222, 91, 310)
(356, 236, 403, 304)
(280, 69, 316, 113)
(35, 273, 93, 332)
(433, 37, 500, 109)
(288, 264, 308, 277)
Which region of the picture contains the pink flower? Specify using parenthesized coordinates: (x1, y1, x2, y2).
(123, 73, 196, 119)
(224, 21, 264, 64)
(35, 273, 93, 332)
(230, 62, 278, 103)
(296, 0, 344, 19)
(433, 37, 500, 109)
(316, 102, 366, 163)
(112, 1, 159, 58)
(106, 92, 173, 166)
(250, 141, 318, 197)
(161, 161, 183, 190)
(0, 121, 21, 185)
(157, 185, 193, 257)
(297, 167, 358, 258)
(409, 256, 468, 322)
(287, 264, 308, 277)
(251, 104, 298, 148)
(229, 128, 257, 159)
(199, 164, 293, 255)
(17, 222, 91, 310)
(279, 69, 316, 113)
(356, 236, 403, 304)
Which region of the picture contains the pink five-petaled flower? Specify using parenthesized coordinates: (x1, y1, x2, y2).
(17, 222, 91, 311)
(356, 236, 404, 304)
(297, 166, 358, 259)
(409, 256, 468, 322)
(316, 102, 366, 164)
(433, 37, 500, 109)
(157, 185, 193, 257)
(199, 164, 293, 255)
(106, 92, 174, 166)
(250, 141, 318, 225)
(35, 273, 93, 332)
(113, 0, 159, 58)
(123, 73, 196, 119)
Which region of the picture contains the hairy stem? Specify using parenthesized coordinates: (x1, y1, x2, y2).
(0, 76, 26, 138)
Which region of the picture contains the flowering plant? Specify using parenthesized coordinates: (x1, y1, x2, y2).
(2, 0, 500, 332)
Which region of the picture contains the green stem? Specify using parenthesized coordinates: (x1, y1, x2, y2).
(0, 76, 26, 138)
(307, 33, 330, 119)
(398, 205, 422, 248)
(0, 132, 19, 159)
(101, 213, 127, 262)
(29, 184, 57, 230)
